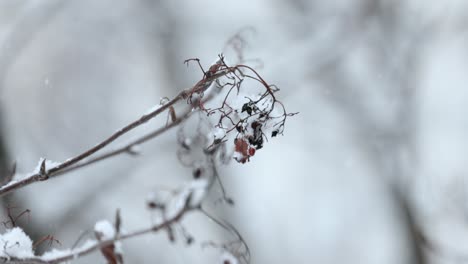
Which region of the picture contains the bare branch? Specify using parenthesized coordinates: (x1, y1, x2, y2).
(0, 68, 232, 197)
(55, 109, 191, 176)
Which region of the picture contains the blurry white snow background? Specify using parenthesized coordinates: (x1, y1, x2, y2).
(0, 0, 467, 263)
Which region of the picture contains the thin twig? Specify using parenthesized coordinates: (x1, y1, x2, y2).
(0, 94, 181, 197)
(0, 69, 231, 197)
(0, 205, 192, 264)
(56, 109, 191, 176)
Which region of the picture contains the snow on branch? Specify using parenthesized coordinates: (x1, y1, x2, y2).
(0, 53, 295, 196)
(0, 39, 296, 263)
(0, 182, 195, 264)
(0, 60, 236, 197)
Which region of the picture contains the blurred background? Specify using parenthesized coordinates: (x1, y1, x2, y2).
(1, 0, 468, 263)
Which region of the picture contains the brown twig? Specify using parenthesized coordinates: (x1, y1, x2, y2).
(0, 55, 293, 194)
(2, 205, 30, 228)
(33, 235, 61, 250)
(0, 94, 180, 197)
(55, 109, 191, 176)
(0, 203, 192, 264)
(0, 68, 232, 197)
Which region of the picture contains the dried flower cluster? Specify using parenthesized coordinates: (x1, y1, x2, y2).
(184, 55, 296, 164)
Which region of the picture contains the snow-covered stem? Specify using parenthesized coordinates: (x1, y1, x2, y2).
(0, 203, 192, 264)
(0, 69, 233, 197)
(0, 53, 295, 263)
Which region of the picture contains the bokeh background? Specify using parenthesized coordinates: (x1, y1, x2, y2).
(1, 0, 468, 263)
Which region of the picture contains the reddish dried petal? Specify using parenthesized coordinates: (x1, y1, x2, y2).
(248, 147, 256, 156)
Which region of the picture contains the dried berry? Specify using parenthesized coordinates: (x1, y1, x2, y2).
(147, 201, 158, 209)
(226, 197, 235, 205)
(234, 138, 250, 163)
(193, 168, 202, 179)
(241, 103, 252, 115)
(271, 130, 279, 137)
(186, 236, 194, 245)
(251, 121, 261, 129)
(248, 147, 256, 156)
